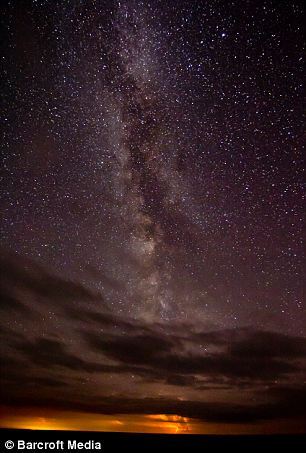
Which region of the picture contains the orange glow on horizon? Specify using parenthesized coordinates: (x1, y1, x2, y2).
(1, 407, 305, 435)
(145, 414, 190, 433)
(0, 411, 191, 434)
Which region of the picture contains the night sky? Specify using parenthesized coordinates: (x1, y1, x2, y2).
(0, 0, 305, 434)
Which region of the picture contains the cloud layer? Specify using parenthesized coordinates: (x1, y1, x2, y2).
(1, 251, 305, 427)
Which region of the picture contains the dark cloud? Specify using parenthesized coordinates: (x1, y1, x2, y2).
(0, 250, 102, 310)
(0, 294, 32, 315)
(5, 298, 303, 390)
(26, 376, 69, 388)
(83, 323, 305, 383)
(2, 385, 306, 425)
(4, 335, 166, 383)
(229, 330, 306, 359)
(165, 375, 197, 387)
(12, 337, 121, 374)
(84, 332, 174, 365)
(3, 306, 304, 406)
(1, 371, 68, 389)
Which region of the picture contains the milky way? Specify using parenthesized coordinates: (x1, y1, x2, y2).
(0, 0, 305, 433)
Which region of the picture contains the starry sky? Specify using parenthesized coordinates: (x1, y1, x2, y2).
(0, 0, 305, 434)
